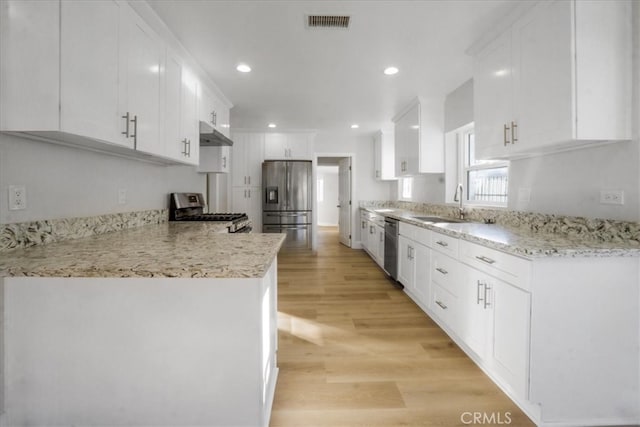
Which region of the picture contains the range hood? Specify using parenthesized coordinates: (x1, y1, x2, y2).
(199, 121, 233, 146)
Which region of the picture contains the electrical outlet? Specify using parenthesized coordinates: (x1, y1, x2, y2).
(9, 185, 27, 210)
(118, 188, 127, 205)
(600, 190, 624, 205)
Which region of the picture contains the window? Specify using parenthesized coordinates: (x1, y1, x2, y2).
(446, 123, 508, 206)
(399, 177, 413, 200)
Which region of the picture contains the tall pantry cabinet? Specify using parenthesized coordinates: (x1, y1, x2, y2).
(231, 133, 265, 232)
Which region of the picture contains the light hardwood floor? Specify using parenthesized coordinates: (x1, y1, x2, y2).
(270, 226, 535, 427)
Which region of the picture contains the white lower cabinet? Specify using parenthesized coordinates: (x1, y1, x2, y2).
(398, 223, 431, 308)
(360, 211, 385, 269)
(393, 222, 638, 426)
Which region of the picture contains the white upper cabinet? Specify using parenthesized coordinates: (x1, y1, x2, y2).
(198, 146, 229, 173)
(393, 97, 444, 176)
(373, 130, 396, 180)
(0, 0, 224, 165)
(59, 0, 122, 146)
(199, 85, 230, 138)
(163, 49, 199, 165)
(264, 133, 315, 160)
(118, 2, 163, 156)
(231, 132, 264, 187)
(473, 0, 632, 160)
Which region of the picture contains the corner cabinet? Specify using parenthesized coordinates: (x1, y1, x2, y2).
(473, 0, 632, 160)
(373, 130, 396, 180)
(393, 98, 444, 176)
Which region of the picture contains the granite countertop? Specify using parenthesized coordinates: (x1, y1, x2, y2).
(363, 208, 640, 258)
(0, 222, 286, 279)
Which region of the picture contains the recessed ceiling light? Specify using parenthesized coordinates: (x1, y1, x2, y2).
(236, 64, 251, 73)
(268, 123, 277, 128)
(383, 66, 399, 75)
(351, 124, 359, 129)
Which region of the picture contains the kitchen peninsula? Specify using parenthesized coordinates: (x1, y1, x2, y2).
(0, 222, 286, 427)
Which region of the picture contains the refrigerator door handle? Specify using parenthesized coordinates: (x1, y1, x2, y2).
(265, 212, 308, 217)
(285, 162, 291, 210)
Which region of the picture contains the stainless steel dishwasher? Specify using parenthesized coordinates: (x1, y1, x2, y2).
(384, 218, 402, 287)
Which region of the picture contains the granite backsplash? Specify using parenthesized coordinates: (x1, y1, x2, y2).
(1, 209, 168, 252)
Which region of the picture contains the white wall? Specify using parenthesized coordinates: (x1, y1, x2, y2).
(317, 166, 339, 226)
(0, 134, 204, 224)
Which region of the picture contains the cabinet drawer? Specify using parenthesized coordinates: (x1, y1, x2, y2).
(399, 222, 431, 244)
(459, 240, 531, 291)
(430, 231, 459, 257)
(431, 251, 460, 296)
(431, 282, 457, 331)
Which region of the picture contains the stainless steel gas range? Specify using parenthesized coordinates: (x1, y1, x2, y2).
(169, 193, 251, 233)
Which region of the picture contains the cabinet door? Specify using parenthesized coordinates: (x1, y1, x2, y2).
(231, 187, 248, 215)
(199, 85, 216, 127)
(492, 279, 530, 398)
(394, 104, 419, 176)
(287, 133, 311, 159)
(0, 0, 60, 131)
(397, 236, 414, 289)
(473, 29, 513, 160)
(513, 0, 573, 152)
(119, 4, 162, 156)
(246, 133, 265, 186)
(376, 225, 385, 267)
(60, 0, 123, 145)
(373, 132, 383, 179)
(246, 187, 262, 232)
(163, 48, 183, 161)
(264, 133, 288, 159)
(413, 242, 430, 306)
(180, 68, 199, 165)
(459, 266, 493, 359)
(198, 146, 229, 173)
(231, 134, 248, 186)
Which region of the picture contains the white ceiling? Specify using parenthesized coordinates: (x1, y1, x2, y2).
(148, 0, 521, 135)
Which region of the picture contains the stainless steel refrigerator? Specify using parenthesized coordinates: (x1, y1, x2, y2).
(262, 160, 312, 249)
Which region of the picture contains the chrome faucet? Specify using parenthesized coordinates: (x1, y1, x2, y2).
(453, 183, 465, 220)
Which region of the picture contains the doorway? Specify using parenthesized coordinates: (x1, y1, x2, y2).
(315, 155, 354, 249)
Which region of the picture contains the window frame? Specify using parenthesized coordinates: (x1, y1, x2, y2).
(446, 122, 509, 208)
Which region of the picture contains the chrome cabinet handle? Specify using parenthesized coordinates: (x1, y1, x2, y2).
(477, 280, 484, 305)
(511, 121, 518, 144)
(130, 115, 138, 149)
(484, 284, 492, 309)
(504, 123, 511, 146)
(244, 176, 247, 185)
(212, 111, 217, 126)
(248, 189, 251, 198)
(222, 156, 227, 168)
(436, 241, 448, 247)
(475, 255, 496, 265)
(187, 139, 191, 157)
(121, 112, 130, 137)
(248, 176, 251, 185)
(435, 267, 448, 275)
(181, 138, 189, 156)
(380, 232, 383, 242)
(362, 221, 366, 229)
(435, 300, 448, 310)
(375, 170, 380, 178)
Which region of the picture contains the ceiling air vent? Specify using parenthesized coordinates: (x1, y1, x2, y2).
(307, 15, 350, 29)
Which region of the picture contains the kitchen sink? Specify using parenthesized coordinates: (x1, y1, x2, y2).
(412, 216, 466, 223)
